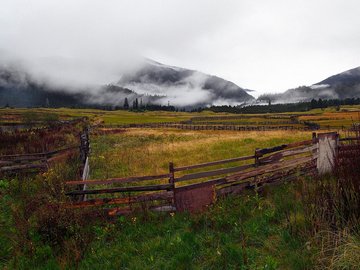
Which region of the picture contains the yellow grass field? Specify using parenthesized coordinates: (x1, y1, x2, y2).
(90, 129, 313, 180)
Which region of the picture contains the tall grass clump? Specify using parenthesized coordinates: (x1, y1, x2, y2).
(0, 156, 102, 269)
(301, 140, 360, 269)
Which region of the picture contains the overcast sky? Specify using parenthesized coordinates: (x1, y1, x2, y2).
(1, 0, 360, 96)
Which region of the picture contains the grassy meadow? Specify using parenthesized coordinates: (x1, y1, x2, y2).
(90, 129, 312, 179)
(1, 105, 360, 127)
(1, 106, 360, 269)
(0, 108, 226, 125)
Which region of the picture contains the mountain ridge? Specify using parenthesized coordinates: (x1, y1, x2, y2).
(258, 66, 360, 104)
(2, 59, 360, 108)
(0, 59, 255, 108)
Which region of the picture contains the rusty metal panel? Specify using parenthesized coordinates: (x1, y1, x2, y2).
(175, 182, 216, 213)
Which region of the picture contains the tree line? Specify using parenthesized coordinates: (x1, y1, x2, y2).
(4, 97, 360, 113)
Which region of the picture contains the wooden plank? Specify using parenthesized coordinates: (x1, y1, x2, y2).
(218, 162, 316, 196)
(0, 156, 45, 162)
(175, 163, 254, 182)
(216, 181, 251, 196)
(66, 173, 171, 186)
(0, 163, 47, 172)
(339, 137, 360, 141)
(226, 155, 314, 183)
(259, 166, 316, 188)
(0, 155, 46, 161)
(66, 183, 174, 196)
(174, 155, 255, 172)
(259, 145, 316, 163)
(67, 191, 173, 208)
(257, 140, 313, 155)
(255, 171, 308, 190)
(0, 145, 79, 159)
(176, 178, 227, 191)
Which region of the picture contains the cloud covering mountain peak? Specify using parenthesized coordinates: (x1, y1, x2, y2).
(116, 59, 255, 107)
(0, 57, 255, 108)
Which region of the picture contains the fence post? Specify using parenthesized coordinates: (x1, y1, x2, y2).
(169, 162, 175, 210)
(316, 132, 338, 175)
(254, 148, 261, 189)
(312, 132, 317, 144)
(254, 148, 261, 167)
(169, 162, 175, 185)
(79, 128, 90, 202)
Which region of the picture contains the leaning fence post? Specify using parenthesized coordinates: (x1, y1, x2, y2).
(311, 132, 318, 175)
(316, 132, 338, 175)
(254, 148, 261, 190)
(169, 162, 175, 210)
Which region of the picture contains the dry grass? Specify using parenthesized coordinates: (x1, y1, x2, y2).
(90, 129, 313, 179)
(299, 111, 360, 127)
(314, 230, 360, 270)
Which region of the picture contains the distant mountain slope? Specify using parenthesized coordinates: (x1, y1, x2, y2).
(258, 66, 360, 103)
(0, 59, 255, 108)
(0, 67, 152, 108)
(0, 68, 85, 107)
(315, 66, 360, 88)
(116, 59, 255, 107)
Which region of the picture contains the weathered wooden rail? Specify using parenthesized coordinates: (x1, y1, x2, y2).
(64, 132, 356, 215)
(186, 115, 295, 122)
(102, 123, 313, 131)
(0, 118, 89, 174)
(101, 122, 353, 132)
(0, 145, 80, 173)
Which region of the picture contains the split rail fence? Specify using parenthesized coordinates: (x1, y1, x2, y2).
(101, 123, 313, 131)
(65, 132, 359, 215)
(0, 128, 90, 175)
(0, 145, 79, 174)
(101, 122, 352, 132)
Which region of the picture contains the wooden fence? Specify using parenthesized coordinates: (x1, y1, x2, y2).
(0, 128, 90, 175)
(0, 145, 80, 174)
(79, 128, 90, 201)
(101, 122, 353, 132)
(185, 115, 295, 122)
(101, 123, 314, 131)
(64, 132, 358, 215)
(0, 117, 87, 133)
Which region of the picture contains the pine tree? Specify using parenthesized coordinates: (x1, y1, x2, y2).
(135, 98, 139, 109)
(124, 98, 129, 109)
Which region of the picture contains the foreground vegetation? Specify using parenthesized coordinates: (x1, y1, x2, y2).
(1, 170, 358, 269)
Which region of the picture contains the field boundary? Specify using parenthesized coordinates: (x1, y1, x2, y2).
(0, 145, 80, 174)
(0, 120, 89, 175)
(101, 123, 313, 131)
(101, 122, 352, 131)
(65, 131, 359, 215)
